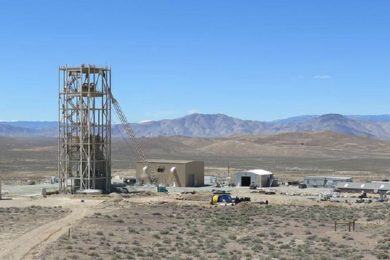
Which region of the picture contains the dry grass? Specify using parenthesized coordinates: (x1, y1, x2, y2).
(41, 202, 390, 260)
(2, 133, 390, 184)
(0, 206, 70, 248)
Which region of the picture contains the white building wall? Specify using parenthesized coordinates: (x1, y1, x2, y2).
(235, 171, 272, 187)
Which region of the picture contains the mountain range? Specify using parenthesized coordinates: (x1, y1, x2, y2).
(2, 113, 390, 140)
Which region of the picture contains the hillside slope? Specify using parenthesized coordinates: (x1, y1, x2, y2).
(3, 113, 390, 139)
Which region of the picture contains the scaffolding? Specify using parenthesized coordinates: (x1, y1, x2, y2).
(58, 65, 111, 193)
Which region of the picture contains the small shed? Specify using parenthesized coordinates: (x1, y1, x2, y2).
(204, 176, 217, 186)
(235, 169, 273, 187)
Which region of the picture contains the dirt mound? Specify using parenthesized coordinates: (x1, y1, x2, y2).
(174, 192, 210, 201)
(108, 193, 123, 202)
(234, 202, 255, 208)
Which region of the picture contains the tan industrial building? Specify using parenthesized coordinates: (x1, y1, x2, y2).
(136, 159, 204, 187)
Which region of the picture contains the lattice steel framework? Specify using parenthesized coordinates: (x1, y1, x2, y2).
(58, 65, 111, 193)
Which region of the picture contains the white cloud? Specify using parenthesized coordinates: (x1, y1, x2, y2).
(313, 75, 331, 79)
(139, 119, 153, 123)
(187, 109, 200, 114)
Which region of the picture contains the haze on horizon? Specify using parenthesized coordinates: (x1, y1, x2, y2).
(0, 1, 389, 122)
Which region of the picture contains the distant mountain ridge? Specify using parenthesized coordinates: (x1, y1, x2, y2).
(2, 113, 390, 140)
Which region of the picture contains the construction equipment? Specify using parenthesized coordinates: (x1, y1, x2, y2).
(319, 193, 332, 201)
(356, 198, 372, 203)
(210, 191, 251, 206)
(59, 65, 112, 193)
(108, 90, 158, 185)
(358, 191, 368, 199)
(298, 183, 307, 189)
(378, 190, 388, 202)
(211, 193, 233, 205)
(109, 89, 184, 187)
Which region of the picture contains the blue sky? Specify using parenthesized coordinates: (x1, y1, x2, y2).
(0, 1, 389, 122)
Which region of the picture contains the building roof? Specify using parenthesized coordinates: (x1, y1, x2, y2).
(236, 169, 272, 176)
(335, 182, 390, 191)
(304, 176, 352, 180)
(138, 159, 200, 164)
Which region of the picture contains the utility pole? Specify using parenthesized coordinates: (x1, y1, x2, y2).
(228, 161, 231, 185)
(228, 161, 230, 178)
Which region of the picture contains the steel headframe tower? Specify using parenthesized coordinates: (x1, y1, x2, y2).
(58, 64, 111, 193)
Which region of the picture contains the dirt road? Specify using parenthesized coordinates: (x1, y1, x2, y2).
(0, 199, 101, 260)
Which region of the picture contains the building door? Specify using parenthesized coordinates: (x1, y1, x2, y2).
(189, 174, 195, 186)
(241, 176, 251, 186)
